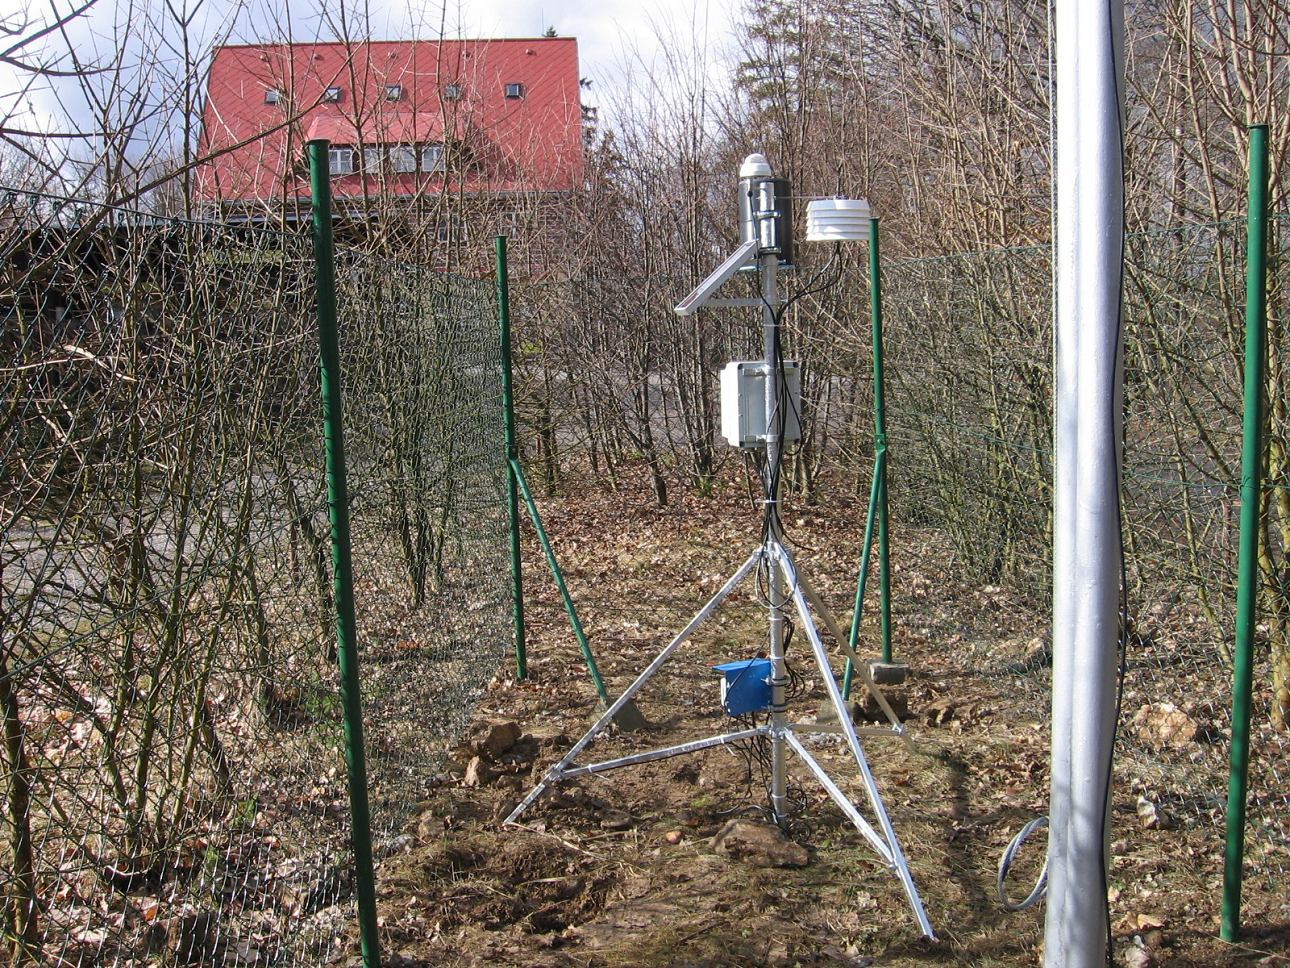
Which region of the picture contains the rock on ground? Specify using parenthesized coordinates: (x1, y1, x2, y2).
(710, 818, 810, 868)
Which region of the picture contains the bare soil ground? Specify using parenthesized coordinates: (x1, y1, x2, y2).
(359, 468, 1290, 967)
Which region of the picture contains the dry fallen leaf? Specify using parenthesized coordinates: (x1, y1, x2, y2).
(1115, 911, 1167, 936)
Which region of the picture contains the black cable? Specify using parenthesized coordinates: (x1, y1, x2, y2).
(730, 713, 764, 800)
(751, 243, 843, 597)
(1100, 4, 1130, 964)
(785, 655, 809, 701)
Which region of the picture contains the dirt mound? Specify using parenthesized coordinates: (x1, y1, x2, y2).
(379, 829, 617, 942)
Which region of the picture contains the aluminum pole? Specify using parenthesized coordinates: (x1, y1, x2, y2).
(761, 244, 789, 825)
(1046, 3, 1125, 966)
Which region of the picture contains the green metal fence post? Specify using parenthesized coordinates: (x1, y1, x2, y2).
(509, 458, 610, 705)
(870, 216, 893, 666)
(843, 216, 895, 700)
(496, 236, 527, 680)
(1222, 122, 1270, 944)
(307, 139, 381, 968)
(843, 453, 883, 699)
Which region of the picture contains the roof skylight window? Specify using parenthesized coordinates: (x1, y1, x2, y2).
(323, 86, 342, 103)
(504, 82, 524, 99)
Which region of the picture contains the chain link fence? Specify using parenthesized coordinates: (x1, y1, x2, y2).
(0, 188, 509, 965)
(7, 175, 1284, 959)
(451, 205, 1290, 939)
(510, 214, 1288, 926)
(862, 217, 1289, 919)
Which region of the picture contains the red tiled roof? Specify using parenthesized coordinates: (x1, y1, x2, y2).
(193, 38, 584, 204)
(304, 112, 460, 144)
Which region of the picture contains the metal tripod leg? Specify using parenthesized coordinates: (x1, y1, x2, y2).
(781, 729, 892, 863)
(505, 547, 763, 825)
(794, 567, 910, 745)
(775, 542, 935, 940)
(559, 726, 768, 779)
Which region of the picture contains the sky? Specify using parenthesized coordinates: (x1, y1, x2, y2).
(435, 0, 738, 116)
(1, 0, 741, 173)
(258, 0, 742, 117)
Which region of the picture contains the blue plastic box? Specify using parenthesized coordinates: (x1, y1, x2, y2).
(713, 658, 772, 716)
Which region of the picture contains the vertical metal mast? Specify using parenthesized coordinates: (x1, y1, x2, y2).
(306, 139, 381, 968)
(762, 240, 788, 824)
(1046, 2, 1125, 965)
(737, 152, 791, 824)
(1222, 122, 1271, 943)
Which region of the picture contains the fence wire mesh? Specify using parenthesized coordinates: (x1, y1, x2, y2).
(6, 175, 1285, 958)
(860, 217, 1289, 917)
(512, 216, 1289, 928)
(0, 188, 509, 965)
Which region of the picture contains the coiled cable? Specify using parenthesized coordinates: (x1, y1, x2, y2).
(996, 816, 1049, 912)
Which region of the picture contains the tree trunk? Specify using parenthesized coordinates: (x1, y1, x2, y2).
(0, 650, 39, 961)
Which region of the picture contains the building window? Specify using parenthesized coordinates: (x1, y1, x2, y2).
(420, 143, 445, 173)
(443, 83, 462, 100)
(322, 86, 342, 103)
(264, 88, 280, 104)
(504, 82, 524, 99)
(385, 84, 402, 101)
(390, 144, 416, 173)
(328, 146, 354, 176)
(436, 218, 460, 243)
(362, 146, 383, 172)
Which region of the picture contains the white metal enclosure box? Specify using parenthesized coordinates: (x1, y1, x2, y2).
(719, 360, 802, 449)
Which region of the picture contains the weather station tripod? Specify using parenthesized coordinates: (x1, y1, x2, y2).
(505, 154, 934, 941)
